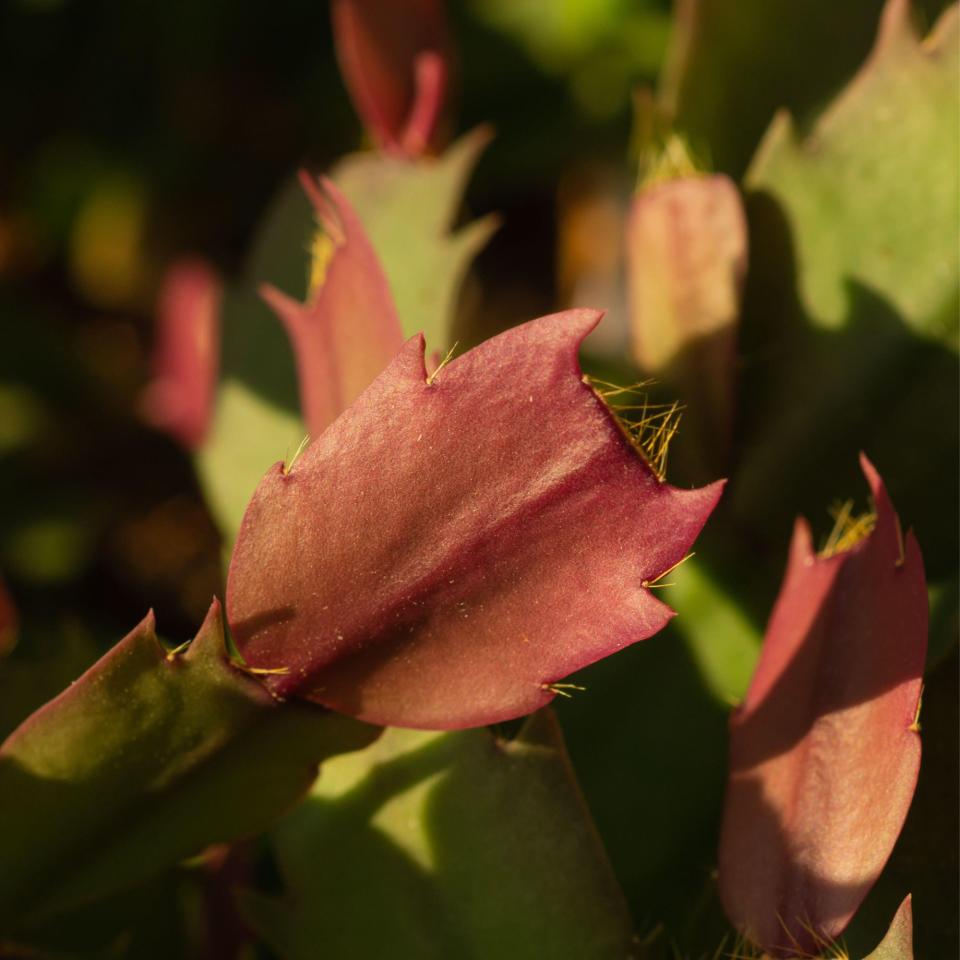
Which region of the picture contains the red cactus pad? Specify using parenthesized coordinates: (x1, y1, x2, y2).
(143, 258, 222, 450)
(718, 455, 927, 955)
(260, 176, 404, 439)
(331, 0, 451, 156)
(226, 309, 723, 729)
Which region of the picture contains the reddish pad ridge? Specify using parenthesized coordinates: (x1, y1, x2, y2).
(226, 310, 723, 729)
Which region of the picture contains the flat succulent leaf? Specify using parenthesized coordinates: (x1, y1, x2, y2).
(733, 0, 959, 578)
(660, 0, 890, 176)
(198, 133, 491, 545)
(242, 710, 637, 959)
(260, 175, 404, 439)
(198, 164, 373, 546)
(0, 600, 375, 929)
(746, 0, 959, 343)
(331, 0, 451, 156)
(142, 258, 222, 450)
(227, 310, 722, 729)
(332, 127, 498, 352)
(718, 457, 927, 955)
(863, 895, 913, 959)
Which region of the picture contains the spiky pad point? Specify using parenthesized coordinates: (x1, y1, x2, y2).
(226, 310, 723, 729)
(864, 895, 913, 959)
(261, 176, 404, 440)
(719, 456, 927, 955)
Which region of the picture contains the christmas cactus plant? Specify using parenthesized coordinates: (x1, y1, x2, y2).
(0, 0, 955, 956)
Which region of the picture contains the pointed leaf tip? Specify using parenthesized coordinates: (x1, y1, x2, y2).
(719, 460, 927, 954)
(184, 597, 226, 662)
(261, 178, 404, 439)
(226, 309, 722, 729)
(864, 894, 913, 959)
(294, 172, 347, 251)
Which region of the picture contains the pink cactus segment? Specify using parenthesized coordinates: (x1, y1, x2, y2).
(331, 0, 451, 156)
(143, 259, 222, 450)
(627, 174, 746, 373)
(719, 455, 927, 956)
(260, 176, 404, 439)
(225, 309, 723, 730)
(626, 174, 746, 465)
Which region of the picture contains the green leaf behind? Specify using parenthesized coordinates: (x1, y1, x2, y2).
(732, 1, 959, 578)
(661, 0, 891, 176)
(243, 711, 636, 959)
(198, 132, 494, 546)
(333, 127, 498, 351)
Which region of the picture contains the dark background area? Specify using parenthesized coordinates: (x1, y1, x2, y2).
(0, 0, 671, 643)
